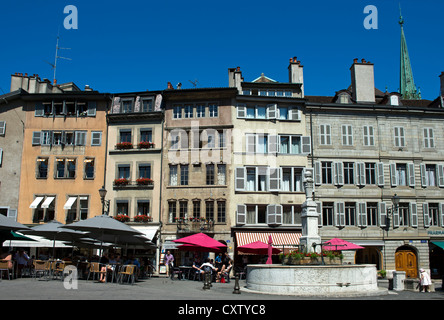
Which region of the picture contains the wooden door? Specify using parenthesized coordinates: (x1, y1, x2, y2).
(395, 249, 417, 278)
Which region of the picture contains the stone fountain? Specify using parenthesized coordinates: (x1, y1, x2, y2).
(243, 170, 387, 297)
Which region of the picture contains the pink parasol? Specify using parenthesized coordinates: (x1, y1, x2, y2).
(178, 244, 224, 252)
(322, 238, 364, 251)
(173, 233, 227, 250)
(266, 235, 273, 264)
(237, 240, 281, 255)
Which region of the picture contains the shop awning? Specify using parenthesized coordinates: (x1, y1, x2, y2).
(132, 226, 160, 241)
(41, 197, 55, 209)
(432, 241, 444, 250)
(63, 197, 77, 210)
(29, 197, 44, 209)
(235, 232, 301, 247)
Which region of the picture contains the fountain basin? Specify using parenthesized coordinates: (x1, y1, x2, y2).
(244, 264, 387, 297)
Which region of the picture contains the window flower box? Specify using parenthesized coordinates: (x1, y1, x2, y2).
(114, 178, 129, 186)
(134, 214, 152, 223)
(115, 214, 130, 222)
(116, 142, 133, 150)
(136, 178, 153, 185)
(138, 141, 155, 149)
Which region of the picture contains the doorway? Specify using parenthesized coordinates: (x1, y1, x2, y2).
(395, 246, 418, 278)
(355, 247, 381, 270)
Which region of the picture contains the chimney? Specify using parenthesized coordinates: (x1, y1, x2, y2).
(228, 67, 243, 93)
(440, 72, 444, 96)
(167, 82, 174, 90)
(288, 57, 304, 97)
(350, 58, 375, 103)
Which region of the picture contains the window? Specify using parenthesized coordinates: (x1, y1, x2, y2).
(41, 131, 52, 145)
(122, 100, 132, 113)
(116, 200, 129, 216)
(246, 134, 268, 154)
(55, 158, 76, 179)
(193, 200, 201, 219)
(91, 132, 102, 146)
(398, 203, 410, 227)
(394, 126, 406, 147)
(363, 125, 374, 146)
(206, 164, 215, 185)
(173, 105, 182, 119)
(217, 164, 226, 185)
(279, 106, 288, 120)
(179, 201, 188, 219)
(396, 164, 407, 186)
(32, 195, 56, 222)
(425, 164, 437, 187)
(246, 205, 267, 224)
(365, 163, 377, 185)
(281, 168, 303, 192)
(66, 196, 89, 222)
(344, 202, 356, 226)
(137, 200, 150, 216)
(168, 201, 177, 223)
(84, 158, 95, 179)
(218, 131, 225, 148)
(283, 205, 302, 225)
(180, 165, 189, 185)
(75, 131, 87, 146)
(184, 105, 193, 118)
(140, 129, 152, 143)
(427, 203, 440, 227)
(279, 135, 301, 154)
(138, 164, 151, 179)
(208, 104, 218, 117)
(141, 99, 153, 112)
(117, 164, 130, 179)
(196, 104, 205, 118)
(245, 167, 268, 191)
(256, 106, 266, 119)
(423, 128, 434, 148)
(120, 130, 132, 143)
(217, 201, 226, 223)
(169, 165, 178, 186)
(53, 131, 63, 145)
(366, 202, 378, 226)
(322, 162, 333, 184)
(343, 162, 354, 184)
(36, 158, 49, 179)
(320, 124, 331, 145)
(342, 125, 353, 146)
(206, 201, 214, 221)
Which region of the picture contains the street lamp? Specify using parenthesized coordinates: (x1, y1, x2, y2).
(99, 185, 110, 216)
(385, 194, 400, 231)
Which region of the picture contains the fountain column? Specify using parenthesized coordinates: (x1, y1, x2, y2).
(300, 169, 321, 253)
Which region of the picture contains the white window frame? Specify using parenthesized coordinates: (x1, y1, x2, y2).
(363, 125, 374, 146)
(319, 124, 331, 145)
(341, 124, 353, 146)
(423, 128, 435, 148)
(394, 126, 406, 147)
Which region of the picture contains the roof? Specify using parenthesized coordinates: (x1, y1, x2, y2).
(252, 73, 278, 83)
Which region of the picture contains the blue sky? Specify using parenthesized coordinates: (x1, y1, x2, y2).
(0, 0, 443, 100)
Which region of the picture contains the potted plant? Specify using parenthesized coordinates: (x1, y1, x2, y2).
(116, 142, 133, 150)
(134, 214, 151, 222)
(138, 141, 155, 149)
(114, 178, 129, 186)
(115, 214, 130, 222)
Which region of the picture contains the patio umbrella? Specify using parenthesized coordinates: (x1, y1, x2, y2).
(173, 233, 227, 251)
(61, 214, 143, 252)
(237, 241, 281, 255)
(322, 238, 365, 251)
(0, 230, 36, 247)
(266, 235, 273, 264)
(178, 244, 223, 252)
(0, 214, 31, 232)
(23, 220, 86, 258)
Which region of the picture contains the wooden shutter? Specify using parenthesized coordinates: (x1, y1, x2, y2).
(334, 162, 344, 186)
(237, 104, 246, 118)
(438, 164, 444, 187)
(390, 163, 398, 187)
(410, 202, 418, 227)
(235, 167, 246, 191)
(7, 209, 17, 221)
(267, 104, 277, 119)
(236, 204, 246, 225)
(289, 107, 300, 121)
(91, 132, 102, 146)
(246, 134, 256, 153)
(379, 202, 387, 228)
(423, 203, 430, 228)
(359, 202, 367, 227)
(268, 135, 279, 154)
(32, 131, 42, 145)
(440, 203, 444, 227)
(420, 164, 427, 187)
(335, 202, 345, 227)
(301, 136, 311, 154)
(314, 161, 321, 185)
(408, 163, 415, 187)
(377, 162, 385, 187)
(269, 167, 281, 192)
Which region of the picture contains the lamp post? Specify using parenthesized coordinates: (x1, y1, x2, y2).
(99, 185, 110, 216)
(385, 194, 400, 231)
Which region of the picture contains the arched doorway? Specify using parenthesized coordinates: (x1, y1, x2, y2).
(395, 246, 418, 278)
(355, 247, 381, 270)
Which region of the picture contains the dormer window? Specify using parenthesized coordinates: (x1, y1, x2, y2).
(390, 95, 399, 106)
(338, 93, 351, 104)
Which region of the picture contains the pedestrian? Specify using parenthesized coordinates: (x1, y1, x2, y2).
(164, 250, 174, 276)
(419, 268, 432, 292)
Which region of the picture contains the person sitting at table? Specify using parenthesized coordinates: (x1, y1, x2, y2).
(192, 258, 201, 280)
(217, 254, 233, 283)
(98, 253, 110, 283)
(214, 253, 223, 272)
(15, 249, 29, 277)
(0, 248, 14, 277)
(198, 258, 217, 282)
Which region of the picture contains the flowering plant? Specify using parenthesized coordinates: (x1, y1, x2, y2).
(116, 142, 133, 150)
(136, 178, 153, 185)
(134, 214, 152, 222)
(115, 214, 130, 222)
(138, 141, 155, 149)
(114, 178, 129, 186)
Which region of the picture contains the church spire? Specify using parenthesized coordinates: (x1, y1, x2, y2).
(399, 5, 421, 100)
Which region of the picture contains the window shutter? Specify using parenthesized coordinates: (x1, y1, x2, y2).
(408, 163, 415, 187)
(301, 136, 311, 154)
(420, 164, 427, 187)
(379, 202, 387, 228)
(35, 102, 44, 117)
(0, 121, 5, 135)
(438, 164, 444, 187)
(393, 204, 400, 228)
(246, 134, 256, 153)
(275, 204, 283, 225)
(314, 161, 321, 185)
(269, 167, 281, 192)
(268, 135, 279, 154)
(390, 163, 398, 187)
(334, 162, 344, 186)
(267, 204, 282, 225)
(377, 162, 385, 187)
(440, 203, 444, 227)
(75, 131, 87, 146)
(236, 204, 246, 225)
(267, 104, 277, 119)
(7, 209, 17, 221)
(0, 148, 3, 167)
(359, 202, 367, 227)
(423, 203, 430, 228)
(356, 162, 365, 186)
(32, 131, 42, 145)
(289, 107, 300, 121)
(335, 202, 345, 227)
(91, 132, 102, 146)
(316, 202, 322, 227)
(410, 202, 418, 227)
(235, 167, 246, 191)
(237, 104, 246, 118)
(87, 101, 97, 116)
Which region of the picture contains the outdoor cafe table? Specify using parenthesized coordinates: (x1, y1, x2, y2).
(179, 266, 193, 280)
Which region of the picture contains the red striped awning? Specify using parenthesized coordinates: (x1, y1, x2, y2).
(235, 232, 301, 248)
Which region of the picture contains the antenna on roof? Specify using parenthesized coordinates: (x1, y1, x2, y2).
(50, 31, 72, 85)
(189, 79, 199, 88)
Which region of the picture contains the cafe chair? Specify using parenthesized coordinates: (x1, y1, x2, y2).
(87, 262, 106, 282)
(0, 259, 12, 281)
(32, 260, 49, 280)
(118, 264, 136, 285)
(53, 262, 66, 281)
(170, 267, 183, 280)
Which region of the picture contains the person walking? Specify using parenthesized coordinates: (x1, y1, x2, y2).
(419, 268, 432, 292)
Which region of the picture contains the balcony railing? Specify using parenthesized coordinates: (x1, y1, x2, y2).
(115, 142, 156, 150)
(113, 178, 154, 189)
(176, 218, 214, 233)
